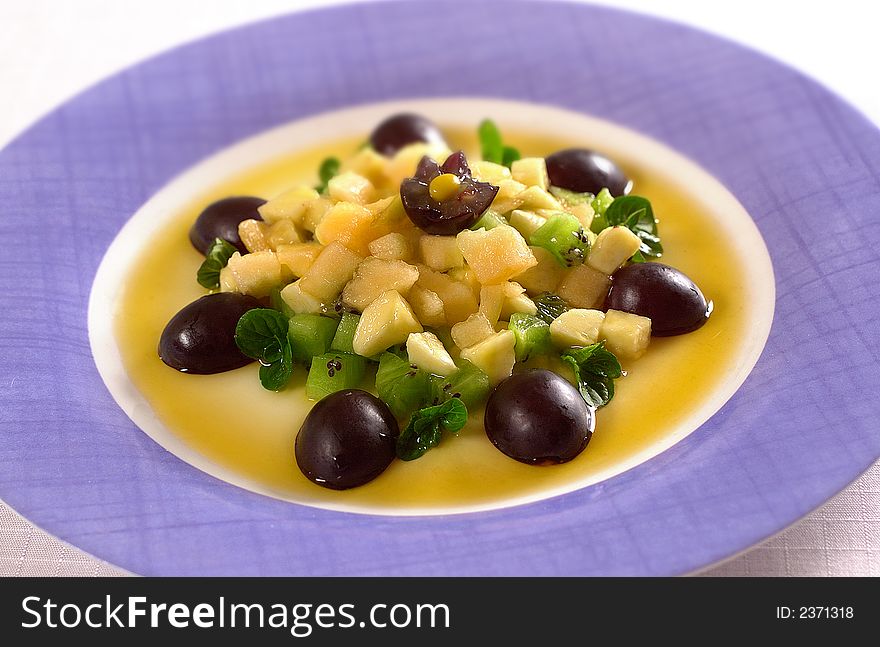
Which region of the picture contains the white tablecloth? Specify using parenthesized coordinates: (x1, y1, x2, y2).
(2, 0, 878, 577)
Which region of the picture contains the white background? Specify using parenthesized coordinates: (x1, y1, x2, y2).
(0, 0, 878, 576)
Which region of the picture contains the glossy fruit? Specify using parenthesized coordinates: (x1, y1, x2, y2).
(295, 389, 399, 489)
(400, 151, 499, 235)
(158, 293, 262, 373)
(545, 148, 632, 197)
(485, 369, 594, 465)
(606, 262, 711, 336)
(369, 113, 446, 156)
(189, 196, 266, 255)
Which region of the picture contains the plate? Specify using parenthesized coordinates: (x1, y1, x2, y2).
(1, 0, 878, 576)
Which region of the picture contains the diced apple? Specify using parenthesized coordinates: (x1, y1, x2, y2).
(408, 284, 446, 328)
(419, 235, 464, 271)
(341, 257, 420, 311)
(301, 197, 332, 233)
(448, 266, 481, 300)
(342, 146, 389, 189)
(238, 219, 271, 253)
(479, 284, 506, 325)
(275, 242, 323, 278)
(508, 209, 547, 240)
(511, 157, 549, 190)
(513, 246, 567, 295)
(416, 265, 479, 325)
(587, 226, 641, 274)
(600, 309, 651, 359)
(557, 264, 611, 309)
(566, 203, 594, 231)
(500, 282, 537, 319)
(517, 186, 562, 211)
(298, 241, 363, 302)
(352, 290, 423, 357)
(406, 331, 457, 376)
(369, 232, 412, 261)
(258, 186, 319, 224)
(219, 264, 237, 292)
(470, 160, 512, 184)
(490, 179, 527, 214)
(459, 330, 516, 385)
(457, 226, 537, 285)
(450, 312, 495, 350)
(314, 201, 373, 254)
(550, 309, 606, 349)
(267, 219, 301, 248)
(328, 171, 376, 205)
(227, 250, 282, 298)
(280, 280, 325, 315)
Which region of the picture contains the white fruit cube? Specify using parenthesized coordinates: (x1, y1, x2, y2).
(508, 209, 547, 240)
(459, 330, 516, 385)
(601, 309, 651, 359)
(500, 282, 537, 319)
(517, 186, 562, 211)
(406, 332, 458, 376)
(258, 186, 319, 224)
(267, 219, 302, 248)
(513, 246, 567, 295)
(511, 157, 549, 190)
(419, 235, 465, 271)
(280, 280, 325, 315)
(550, 309, 606, 349)
(353, 290, 423, 357)
(341, 257, 420, 311)
(479, 284, 506, 325)
(298, 241, 363, 302)
(557, 264, 611, 309)
(328, 171, 376, 205)
(408, 284, 446, 328)
(471, 160, 512, 184)
(238, 219, 271, 253)
(368, 232, 411, 261)
(450, 312, 495, 350)
(227, 250, 282, 298)
(587, 226, 641, 274)
(457, 226, 537, 285)
(416, 266, 479, 325)
(490, 179, 527, 214)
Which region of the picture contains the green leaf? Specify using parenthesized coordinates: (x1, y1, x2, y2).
(561, 341, 624, 408)
(478, 119, 519, 168)
(533, 292, 569, 324)
(501, 146, 521, 168)
(589, 188, 615, 234)
(235, 309, 294, 391)
(196, 238, 237, 289)
(259, 340, 293, 391)
(396, 398, 468, 461)
(315, 157, 341, 194)
(603, 195, 663, 259)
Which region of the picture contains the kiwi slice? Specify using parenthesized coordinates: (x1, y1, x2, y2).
(508, 313, 552, 362)
(431, 360, 490, 409)
(306, 352, 367, 401)
(287, 314, 338, 363)
(375, 352, 432, 419)
(330, 312, 360, 354)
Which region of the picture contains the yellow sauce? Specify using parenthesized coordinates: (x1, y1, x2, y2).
(115, 128, 752, 511)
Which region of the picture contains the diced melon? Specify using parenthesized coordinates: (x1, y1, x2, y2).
(600, 309, 651, 359)
(238, 219, 271, 253)
(450, 313, 495, 350)
(415, 266, 479, 325)
(406, 331, 457, 376)
(258, 186, 319, 225)
(298, 241, 363, 302)
(557, 264, 611, 309)
(550, 309, 606, 349)
(447, 266, 481, 300)
(219, 264, 237, 292)
(566, 203, 595, 231)
(352, 290, 423, 357)
(407, 284, 446, 328)
(459, 329, 516, 385)
(341, 257, 420, 311)
(587, 226, 641, 274)
(478, 284, 506, 325)
(510, 157, 549, 190)
(369, 232, 412, 261)
(419, 235, 464, 271)
(328, 171, 376, 205)
(508, 209, 547, 240)
(471, 160, 512, 184)
(275, 242, 323, 278)
(342, 146, 389, 189)
(227, 250, 282, 298)
(513, 246, 567, 295)
(301, 197, 332, 233)
(280, 280, 326, 315)
(314, 201, 373, 253)
(490, 179, 527, 214)
(267, 219, 302, 248)
(500, 282, 537, 319)
(517, 186, 562, 211)
(456, 226, 537, 285)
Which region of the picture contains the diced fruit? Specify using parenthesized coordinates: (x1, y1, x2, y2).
(415, 266, 478, 325)
(387, 142, 452, 187)
(549, 309, 606, 349)
(267, 219, 301, 248)
(314, 201, 374, 254)
(352, 290, 423, 357)
(342, 146, 389, 188)
(280, 280, 326, 315)
(219, 265, 237, 292)
(226, 250, 282, 298)
(341, 257, 420, 311)
(513, 247, 567, 295)
(450, 313, 495, 350)
(479, 284, 506, 325)
(508, 313, 552, 362)
(471, 160, 512, 184)
(330, 312, 361, 354)
(456, 226, 537, 285)
(301, 197, 332, 233)
(500, 282, 537, 319)
(460, 329, 516, 385)
(490, 179, 527, 214)
(600, 309, 651, 359)
(529, 212, 590, 267)
(275, 242, 323, 278)
(419, 235, 464, 271)
(587, 226, 641, 274)
(431, 360, 491, 408)
(238, 219, 271, 253)
(511, 157, 549, 190)
(557, 264, 611, 309)
(258, 186, 319, 224)
(369, 232, 411, 261)
(407, 284, 446, 328)
(406, 331, 458, 376)
(471, 210, 506, 230)
(298, 241, 363, 302)
(328, 171, 376, 205)
(288, 314, 339, 363)
(549, 186, 594, 207)
(306, 352, 367, 400)
(517, 186, 562, 211)
(508, 209, 547, 240)
(376, 352, 433, 418)
(566, 203, 595, 231)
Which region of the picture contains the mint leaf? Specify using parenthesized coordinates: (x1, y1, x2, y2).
(501, 145, 521, 168)
(604, 195, 663, 259)
(196, 238, 237, 289)
(397, 398, 468, 461)
(533, 292, 569, 324)
(478, 119, 519, 168)
(561, 341, 624, 408)
(235, 309, 294, 391)
(315, 157, 340, 194)
(259, 340, 293, 391)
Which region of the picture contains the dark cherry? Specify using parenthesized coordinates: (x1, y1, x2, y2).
(545, 148, 632, 196)
(606, 262, 711, 336)
(295, 390, 399, 490)
(189, 196, 265, 255)
(369, 113, 447, 156)
(158, 293, 261, 374)
(400, 151, 499, 235)
(485, 370, 594, 465)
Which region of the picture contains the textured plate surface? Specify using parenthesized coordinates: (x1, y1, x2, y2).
(0, 0, 878, 575)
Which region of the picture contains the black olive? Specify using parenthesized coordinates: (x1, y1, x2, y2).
(545, 148, 632, 196)
(189, 196, 265, 255)
(369, 113, 446, 157)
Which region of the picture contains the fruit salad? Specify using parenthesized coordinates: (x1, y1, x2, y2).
(158, 113, 712, 490)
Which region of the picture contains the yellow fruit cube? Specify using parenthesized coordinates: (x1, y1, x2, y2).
(448, 266, 481, 300)
(416, 266, 479, 325)
(419, 235, 464, 271)
(238, 219, 271, 253)
(550, 309, 606, 349)
(500, 282, 537, 319)
(328, 171, 377, 205)
(478, 284, 506, 325)
(459, 330, 516, 385)
(341, 146, 389, 189)
(275, 242, 323, 278)
(280, 280, 325, 315)
(490, 179, 527, 214)
(267, 219, 301, 249)
(298, 241, 363, 302)
(471, 160, 512, 184)
(341, 257, 420, 311)
(406, 332, 457, 376)
(508, 209, 547, 240)
(407, 284, 446, 328)
(600, 309, 651, 359)
(353, 290, 423, 357)
(227, 250, 282, 298)
(314, 201, 373, 253)
(566, 203, 595, 231)
(517, 186, 562, 211)
(557, 264, 611, 309)
(587, 226, 641, 274)
(369, 232, 412, 261)
(513, 246, 567, 295)
(219, 265, 237, 292)
(258, 186, 319, 224)
(511, 157, 549, 190)
(450, 312, 495, 350)
(301, 197, 332, 233)
(457, 226, 537, 285)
